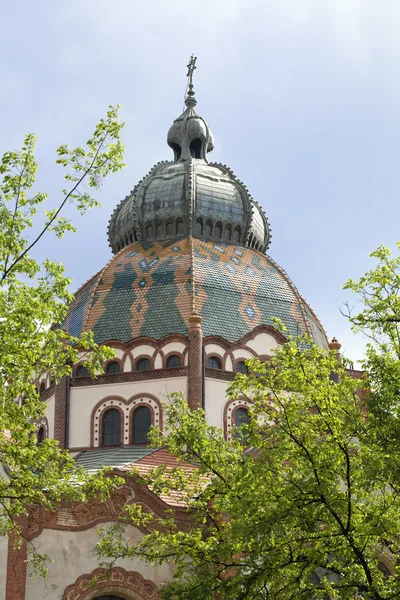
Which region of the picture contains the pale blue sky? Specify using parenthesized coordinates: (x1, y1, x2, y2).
(1, 0, 400, 362)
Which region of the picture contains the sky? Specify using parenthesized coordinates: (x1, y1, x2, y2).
(1, 0, 400, 363)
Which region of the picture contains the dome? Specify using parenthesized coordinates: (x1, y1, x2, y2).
(108, 85, 271, 255)
(61, 237, 328, 349)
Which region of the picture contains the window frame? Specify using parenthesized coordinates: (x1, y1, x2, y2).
(207, 355, 223, 370)
(106, 360, 121, 375)
(101, 407, 122, 447)
(135, 357, 152, 372)
(165, 354, 182, 369)
(131, 404, 153, 445)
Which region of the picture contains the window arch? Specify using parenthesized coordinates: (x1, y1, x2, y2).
(195, 218, 203, 235)
(102, 408, 121, 447)
(166, 221, 174, 236)
(37, 427, 46, 443)
(224, 225, 232, 241)
(146, 224, 154, 238)
(214, 223, 222, 239)
(39, 381, 46, 394)
(166, 354, 181, 368)
(132, 406, 151, 444)
(234, 407, 249, 428)
(207, 356, 222, 370)
(236, 361, 249, 374)
(106, 361, 120, 375)
(205, 221, 213, 237)
(176, 218, 184, 234)
(156, 223, 164, 238)
(76, 364, 89, 377)
(136, 357, 151, 371)
(233, 226, 241, 242)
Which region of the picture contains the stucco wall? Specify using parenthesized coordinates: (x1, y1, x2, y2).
(25, 524, 174, 600)
(0, 536, 7, 600)
(204, 377, 230, 428)
(46, 394, 55, 439)
(69, 377, 187, 448)
(246, 332, 278, 355)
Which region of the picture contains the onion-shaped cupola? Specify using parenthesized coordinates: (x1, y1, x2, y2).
(108, 57, 271, 254)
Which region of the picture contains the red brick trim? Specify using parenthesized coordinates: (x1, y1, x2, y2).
(6, 528, 27, 600)
(203, 325, 287, 350)
(71, 367, 188, 387)
(63, 566, 161, 599)
(91, 394, 163, 448)
(223, 398, 252, 439)
(205, 368, 235, 381)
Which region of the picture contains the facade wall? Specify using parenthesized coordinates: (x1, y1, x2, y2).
(24, 524, 173, 600)
(68, 377, 187, 449)
(204, 378, 231, 428)
(0, 536, 7, 600)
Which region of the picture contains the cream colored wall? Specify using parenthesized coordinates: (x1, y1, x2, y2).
(204, 343, 225, 357)
(25, 524, 174, 600)
(225, 354, 233, 371)
(246, 332, 279, 355)
(161, 341, 186, 355)
(45, 394, 55, 439)
(131, 344, 156, 359)
(0, 536, 7, 600)
(68, 377, 187, 448)
(204, 377, 230, 428)
(154, 352, 163, 368)
(232, 348, 254, 360)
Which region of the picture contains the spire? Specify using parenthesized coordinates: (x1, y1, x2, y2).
(185, 54, 197, 107)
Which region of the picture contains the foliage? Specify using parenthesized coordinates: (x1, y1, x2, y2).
(0, 107, 125, 572)
(98, 244, 400, 600)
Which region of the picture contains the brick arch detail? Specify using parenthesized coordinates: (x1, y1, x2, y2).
(223, 398, 251, 439)
(36, 417, 49, 440)
(63, 566, 161, 600)
(91, 395, 163, 449)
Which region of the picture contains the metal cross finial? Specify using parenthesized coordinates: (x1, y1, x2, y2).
(186, 54, 197, 85)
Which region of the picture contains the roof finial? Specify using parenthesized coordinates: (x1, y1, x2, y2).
(185, 54, 197, 107)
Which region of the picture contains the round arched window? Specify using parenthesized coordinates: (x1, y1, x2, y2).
(102, 409, 121, 447)
(166, 355, 181, 368)
(132, 406, 151, 444)
(236, 361, 249, 374)
(76, 364, 89, 377)
(207, 356, 222, 370)
(37, 427, 45, 443)
(136, 358, 151, 371)
(235, 407, 250, 428)
(106, 361, 120, 375)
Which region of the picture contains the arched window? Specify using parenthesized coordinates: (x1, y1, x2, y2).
(170, 143, 182, 161)
(76, 364, 89, 377)
(166, 355, 181, 368)
(205, 221, 213, 237)
(37, 427, 45, 443)
(132, 406, 151, 444)
(224, 226, 232, 241)
(176, 218, 184, 234)
(236, 361, 249, 374)
(195, 218, 203, 235)
(156, 223, 164, 238)
(136, 358, 151, 371)
(106, 361, 120, 375)
(102, 409, 121, 447)
(39, 381, 46, 394)
(207, 356, 222, 370)
(214, 223, 222, 239)
(235, 407, 250, 432)
(233, 226, 241, 242)
(166, 221, 174, 236)
(190, 138, 202, 158)
(146, 225, 154, 238)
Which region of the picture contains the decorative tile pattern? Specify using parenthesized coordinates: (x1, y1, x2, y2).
(61, 237, 328, 348)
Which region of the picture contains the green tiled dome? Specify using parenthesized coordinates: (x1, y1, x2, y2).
(62, 237, 328, 348)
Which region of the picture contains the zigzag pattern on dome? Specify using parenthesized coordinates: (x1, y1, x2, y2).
(61, 237, 328, 349)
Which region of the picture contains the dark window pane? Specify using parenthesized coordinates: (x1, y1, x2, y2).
(77, 365, 89, 377)
(37, 427, 45, 443)
(136, 358, 151, 371)
(208, 356, 222, 369)
(236, 361, 248, 374)
(106, 361, 120, 375)
(133, 406, 151, 444)
(39, 382, 46, 394)
(166, 355, 181, 368)
(235, 407, 249, 428)
(102, 409, 121, 446)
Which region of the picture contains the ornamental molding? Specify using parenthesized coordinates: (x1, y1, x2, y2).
(63, 566, 160, 600)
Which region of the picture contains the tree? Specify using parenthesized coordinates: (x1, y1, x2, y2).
(0, 107, 124, 572)
(98, 244, 400, 600)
